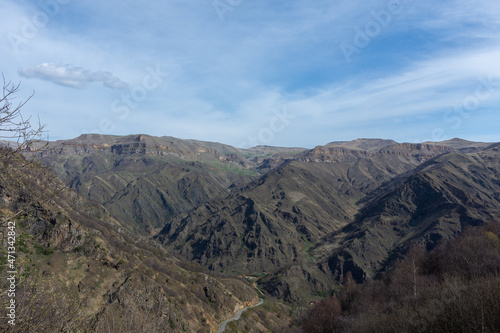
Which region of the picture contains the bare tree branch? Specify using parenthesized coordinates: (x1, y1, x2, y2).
(0, 75, 47, 161)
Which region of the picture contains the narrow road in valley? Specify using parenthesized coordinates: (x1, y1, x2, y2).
(216, 298, 264, 333)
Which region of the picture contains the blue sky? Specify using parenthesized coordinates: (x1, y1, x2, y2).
(1, 0, 500, 148)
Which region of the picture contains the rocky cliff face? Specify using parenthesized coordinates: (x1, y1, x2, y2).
(299, 142, 457, 163)
(41, 134, 251, 165)
(299, 146, 376, 163)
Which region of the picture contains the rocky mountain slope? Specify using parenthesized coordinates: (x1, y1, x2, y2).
(0, 148, 261, 332)
(324, 142, 500, 283)
(37, 134, 304, 234)
(35, 135, 499, 304)
(155, 138, 496, 301)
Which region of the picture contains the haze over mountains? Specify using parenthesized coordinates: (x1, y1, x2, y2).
(34, 134, 500, 304)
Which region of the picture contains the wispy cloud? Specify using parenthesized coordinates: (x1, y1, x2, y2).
(3, 0, 500, 145)
(18, 63, 129, 90)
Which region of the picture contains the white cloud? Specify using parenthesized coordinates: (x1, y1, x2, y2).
(18, 63, 129, 90)
(3, 0, 500, 146)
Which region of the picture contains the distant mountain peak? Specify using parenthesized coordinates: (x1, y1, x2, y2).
(446, 137, 469, 142)
(422, 138, 492, 152)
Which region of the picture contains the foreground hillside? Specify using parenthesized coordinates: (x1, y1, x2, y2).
(0, 148, 263, 332)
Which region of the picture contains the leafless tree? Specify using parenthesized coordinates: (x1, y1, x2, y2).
(0, 76, 47, 161)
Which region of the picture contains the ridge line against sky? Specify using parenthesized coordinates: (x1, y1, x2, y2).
(1, 0, 500, 148)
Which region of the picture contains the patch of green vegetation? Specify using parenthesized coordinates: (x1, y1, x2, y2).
(226, 321, 238, 332)
(34, 244, 55, 255)
(250, 272, 267, 277)
(203, 160, 258, 176)
(233, 151, 260, 159)
(16, 233, 29, 253)
(302, 240, 316, 253)
(20, 264, 33, 279)
(301, 238, 319, 264)
(313, 290, 328, 298)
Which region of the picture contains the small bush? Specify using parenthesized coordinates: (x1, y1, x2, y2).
(34, 244, 55, 255)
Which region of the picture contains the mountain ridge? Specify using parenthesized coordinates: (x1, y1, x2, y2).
(33, 134, 500, 303)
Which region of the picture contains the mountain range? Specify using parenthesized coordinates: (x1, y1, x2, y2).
(33, 134, 500, 305)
